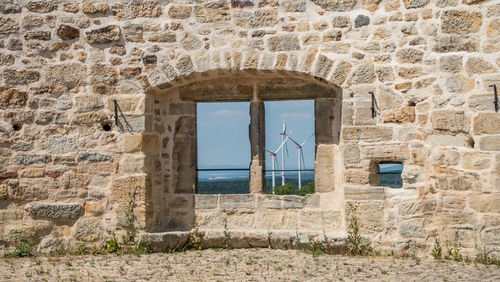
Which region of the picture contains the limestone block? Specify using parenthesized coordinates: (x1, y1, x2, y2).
(435, 171, 480, 191)
(342, 144, 360, 166)
(0, 88, 27, 109)
(43, 136, 76, 154)
(344, 186, 385, 200)
(473, 113, 500, 134)
(468, 194, 500, 213)
(71, 111, 108, 125)
(360, 143, 409, 161)
(403, 0, 430, 9)
(0, 17, 19, 34)
(396, 48, 424, 64)
(3, 69, 40, 86)
(439, 55, 463, 73)
(82, 2, 108, 14)
(25, 1, 57, 13)
(346, 201, 384, 234)
(402, 165, 425, 184)
(226, 211, 255, 229)
(430, 110, 469, 133)
(196, 210, 226, 229)
(431, 148, 461, 167)
(56, 25, 80, 41)
(0, 3, 21, 14)
(169, 5, 191, 19)
(427, 134, 469, 147)
(120, 153, 145, 174)
(256, 195, 282, 209)
(85, 25, 121, 44)
(219, 194, 255, 209)
(268, 35, 300, 51)
(441, 10, 482, 34)
(46, 63, 86, 89)
(73, 218, 104, 242)
(465, 57, 497, 75)
(282, 195, 306, 209)
(195, 194, 218, 209)
(398, 199, 436, 218)
(25, 202, 83, 219)
(399, 218, 425, 238)
(344, 169, 371, 185)
(348, 62, 376, 84)
(479, 136, 500, 151)
(343, 126, 393, 142)
(234, 9, 278, 28)
(461, 152, 491, 170)
(311, 0, 356, 11)
(195, 1, 230, 23)
(14, 154, 51, 165)
(433, 36, 479, 53)
(315, 144, 335, 192)
(24, 31, 51, 41)
(383, 107, 416, 124)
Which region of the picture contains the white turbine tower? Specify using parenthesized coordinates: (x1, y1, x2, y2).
(266, 131, 292, 194)
(289, 133, 314, 190)
(279, 120, 288, 186)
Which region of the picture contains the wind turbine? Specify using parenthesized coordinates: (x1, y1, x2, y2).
(289, 133, 314, 190)
(279, 120, 288, 186)
(266, 131, 292, 194)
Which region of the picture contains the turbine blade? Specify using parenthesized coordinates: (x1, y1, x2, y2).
(301, 133, 314, 147)
(288, 137, 301, 147)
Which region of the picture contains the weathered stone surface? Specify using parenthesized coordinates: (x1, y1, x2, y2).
(441, 10, 482, 34)
(311, 0, 356, 11)
(383, 107, 415, 124)
(56, 25, 79, 40)
(0, 3, 21, 14)
(181, 34, 202, 50)
(25, 1, 57, 13)
(486, 19, 500, 38)
(469, 194, 500, 213)
(71, 111, 108, 125)
(473, 113, 500, 134)
(396, 48, 423, 64)
(332, 61, 352, 85)
(90, 65, 117, 86)
(148, 32, 176, 43)
(195, 1, 230, 23)
(22, 15, 43, 27)
(268, 35, 300, 51)
(85, 25, 120, 44)
(169, 5, 191, 19)
(431, 111, 469, 133)
(403, 0, 430, 8)
(354, 15, 369, 28)
(465, 57, 496, 74)
(3, 69, 40, 85)
(46, 63, 86, 89)
(24, 31, 51, 41)
(343, 126, 393, 142)
(439, 55, 462, 73)
(349, 62, 376, 84)
(77, 152, 113, 162)
(433, 36, 479, 53)
(82, 2, 108, 14)
(234, 9, 278, 28)
(175, 54, 194, 76)
(26, 203, 83, 219)
(479, 136, 500, 151)
(74, 218, 104, 242)
(0, 88, 27, 109)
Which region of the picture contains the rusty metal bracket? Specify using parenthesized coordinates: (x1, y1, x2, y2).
(490, 85, 499, 112)
(370, 91, 380, 118)
(114, 99, 134, 133)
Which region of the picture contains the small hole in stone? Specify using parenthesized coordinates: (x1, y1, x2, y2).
(12, 124, 21, 131)
(408, 101, 416, 107)
(102, 123, 112, 131)
(468, 137, 475, 148)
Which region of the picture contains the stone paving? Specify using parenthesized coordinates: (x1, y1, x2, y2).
(0, 249, 499, 281)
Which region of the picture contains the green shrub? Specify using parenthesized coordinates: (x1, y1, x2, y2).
(106, 235, 119, 253)
(5, 235, 35, 258)
(271, 182, 315, 196)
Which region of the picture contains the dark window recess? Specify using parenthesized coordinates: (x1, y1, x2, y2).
(379, 162, 403, 188)
(102, 122, 112, 131)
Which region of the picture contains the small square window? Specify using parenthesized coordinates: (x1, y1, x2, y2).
(378, 162, 403, 188)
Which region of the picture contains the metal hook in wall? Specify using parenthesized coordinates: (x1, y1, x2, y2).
(114, 99, 134, 133)
(490, 85, 499, 112)
(369, 91, 381, 118)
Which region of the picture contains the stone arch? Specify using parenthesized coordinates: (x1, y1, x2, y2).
(142, 68, 343, 232)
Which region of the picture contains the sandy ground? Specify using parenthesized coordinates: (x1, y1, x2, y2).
(0, 249, 499, 281)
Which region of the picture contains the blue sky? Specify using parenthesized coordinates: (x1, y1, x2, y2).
(197, 101, 315, 172)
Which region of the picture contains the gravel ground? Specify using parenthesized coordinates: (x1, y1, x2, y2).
(0, 249, 499, 281)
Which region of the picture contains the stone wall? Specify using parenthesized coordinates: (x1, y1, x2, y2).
(0, 0, 499, 256)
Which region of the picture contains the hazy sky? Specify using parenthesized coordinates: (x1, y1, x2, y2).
(197, 101, 315, 171)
